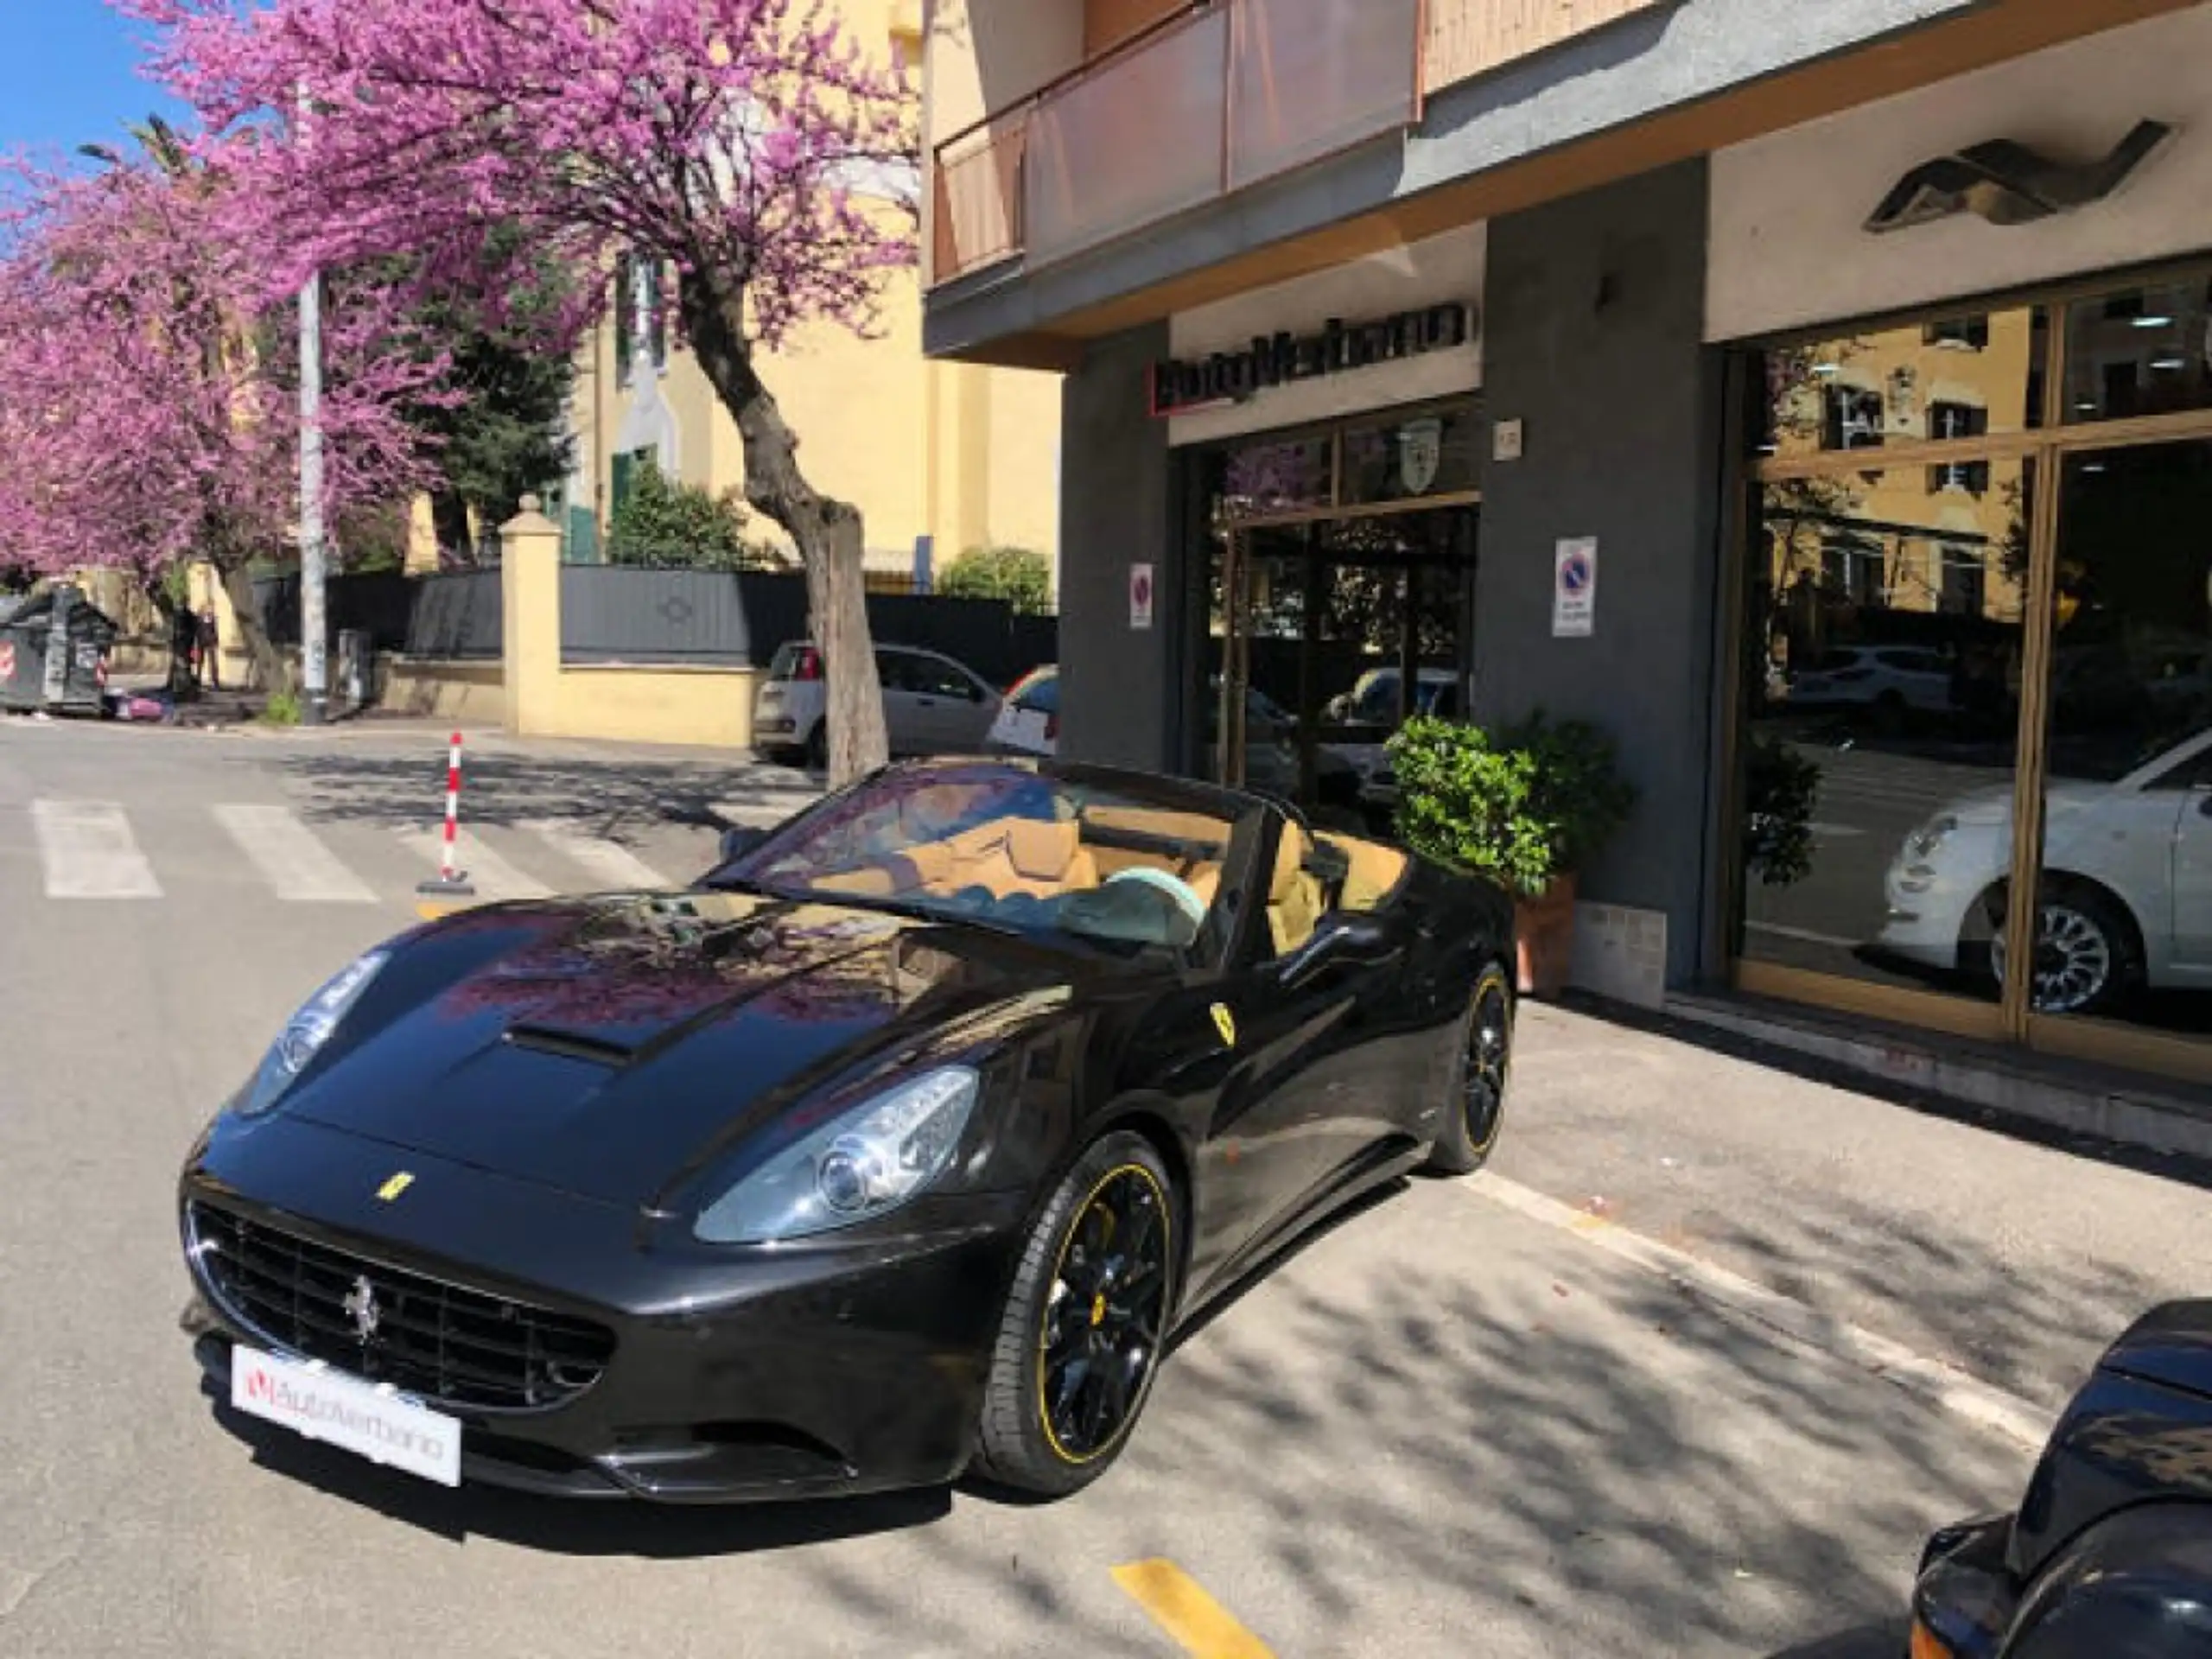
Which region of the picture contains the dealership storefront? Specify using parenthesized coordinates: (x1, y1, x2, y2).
(1707, 5, 2212, 1086)
(1056, 6, 2209, 1089)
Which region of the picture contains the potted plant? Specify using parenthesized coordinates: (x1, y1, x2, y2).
(1387, 710, 1636, 996)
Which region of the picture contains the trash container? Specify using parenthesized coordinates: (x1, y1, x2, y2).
(0, 586, 118, 715)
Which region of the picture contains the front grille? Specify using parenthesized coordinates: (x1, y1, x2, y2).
(188, 1202, 614, 1413)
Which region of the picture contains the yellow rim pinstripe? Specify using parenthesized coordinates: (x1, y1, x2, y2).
(1037, 1160, 1171, 1466)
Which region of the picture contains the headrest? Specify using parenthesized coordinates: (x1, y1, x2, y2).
(1007, 817, 1079, 880)
(1270, 826, 1313, 903)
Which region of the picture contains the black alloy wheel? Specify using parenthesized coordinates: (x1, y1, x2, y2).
(1423, 959, 1514, 1175)
(975, 1131, 1177, 1497)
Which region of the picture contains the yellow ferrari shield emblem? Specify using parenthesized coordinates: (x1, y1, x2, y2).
(375, 1171, 416, 1203)
(1211, 1003, 1236, 1047)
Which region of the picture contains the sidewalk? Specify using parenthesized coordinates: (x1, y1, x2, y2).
(1500, 995, 2212, 1414)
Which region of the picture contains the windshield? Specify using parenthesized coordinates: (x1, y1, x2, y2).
(720, 762, 1264, 958)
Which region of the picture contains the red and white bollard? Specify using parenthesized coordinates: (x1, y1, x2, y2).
(416, 730, 476, 898)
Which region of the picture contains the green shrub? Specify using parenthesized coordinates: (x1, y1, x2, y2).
(1743, 737, 1821, 887)
(259, 689, 302, 727)
(607, 457, 778, 570)
(938, 545, 1052, 614)
(1388, 710, 1636, 899)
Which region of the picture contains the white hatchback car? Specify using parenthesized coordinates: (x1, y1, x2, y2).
(1878, 725, 2212, 1013)
(753, 641, 1003, 769)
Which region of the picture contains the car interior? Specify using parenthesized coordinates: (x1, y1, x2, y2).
(789, 781, 1413, 959)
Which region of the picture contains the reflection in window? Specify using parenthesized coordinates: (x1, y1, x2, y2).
(1749, 309, 2047, 459)
(1207, 436, 1332, 523)
(1737, 463, 2031, 1005)
(2029, 440, 2212, 1038)
(2064, 281, 2212, 423)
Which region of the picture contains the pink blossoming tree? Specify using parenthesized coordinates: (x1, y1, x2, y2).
(0, 147, 445, 688)
(125, 0, 920, 778)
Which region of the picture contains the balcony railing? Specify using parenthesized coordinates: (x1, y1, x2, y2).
(928, 0, 1423, 288)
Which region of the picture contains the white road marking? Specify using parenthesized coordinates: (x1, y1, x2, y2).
(1745, 920, 1866, 950)
(211, 804, 377, 904)
(521, 819, 670, 892)
(1807, 821, 1867, 839)
(399, 825, 552, 901)
(30, 801, 162, 899)
(1462, 1171, 2050, 1451)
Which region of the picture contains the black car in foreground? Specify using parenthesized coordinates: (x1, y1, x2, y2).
(179, 759, 1516, 1503)
(1913, 1300, 2212, 1656)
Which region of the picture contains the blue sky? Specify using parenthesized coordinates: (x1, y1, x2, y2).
(0, 0, 189, 162)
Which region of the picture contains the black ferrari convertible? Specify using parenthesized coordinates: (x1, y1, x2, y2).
(178, 758, 1516, 1503)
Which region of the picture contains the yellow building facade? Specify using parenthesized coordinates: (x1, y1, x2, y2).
(556, 0, 1064, 590)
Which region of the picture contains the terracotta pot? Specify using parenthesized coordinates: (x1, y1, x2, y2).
(1513, 872, 1578, 998)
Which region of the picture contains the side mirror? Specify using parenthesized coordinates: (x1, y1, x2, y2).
(718, 825, 767, 864)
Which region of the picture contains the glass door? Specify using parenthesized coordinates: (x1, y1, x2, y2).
(2024, 437, 2212, 1065)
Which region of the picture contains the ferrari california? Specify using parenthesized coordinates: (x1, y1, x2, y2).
(177, 759, 1516, 1503)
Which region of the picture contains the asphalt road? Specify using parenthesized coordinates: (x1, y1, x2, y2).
(3, 715, 2208, 1657)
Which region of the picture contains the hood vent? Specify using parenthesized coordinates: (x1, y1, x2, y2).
(502, 1024, 638, 1067)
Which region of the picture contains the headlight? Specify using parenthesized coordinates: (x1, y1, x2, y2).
(234, 948, 390, 1119)
(694, 1066, 981, 1245)
(1905, 815, 1958, 861)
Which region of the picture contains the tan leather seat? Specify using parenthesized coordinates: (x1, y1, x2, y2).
(1316, 832, 1409, 913)
(1267, 826, 1325, 957)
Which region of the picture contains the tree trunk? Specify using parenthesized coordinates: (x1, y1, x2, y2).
(679, 271, 887, 785)
(217, 561, 285, 693)
(431, 490, 476, 567)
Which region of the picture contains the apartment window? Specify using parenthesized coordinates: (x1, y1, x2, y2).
(613, 253, 635, 385)
(1924, 316, 1991, 351)
(1928, 401, 1992, 493)
(1823, 386, 1885, 452)
(1938, 550, 1986, 616)
(1821, 537, 1885, 607)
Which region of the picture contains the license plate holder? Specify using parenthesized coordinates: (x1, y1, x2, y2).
(230, 1345, 462, 1487)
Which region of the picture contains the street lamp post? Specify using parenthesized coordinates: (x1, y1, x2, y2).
(295, 81, 327, 726)
(298, 262, 327, 726)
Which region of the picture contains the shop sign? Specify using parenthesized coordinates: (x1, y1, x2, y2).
(1398, 418, 1443, 495)
(1147, 302, 1475, 418)
(1553, 539, 1597, 639)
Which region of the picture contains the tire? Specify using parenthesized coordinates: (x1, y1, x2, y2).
(1991, 881, 2139, 1016)
(802, 720, 828, 773)
(1423, 959, 1515, 1175)
(974, 1130, 1179, 1498)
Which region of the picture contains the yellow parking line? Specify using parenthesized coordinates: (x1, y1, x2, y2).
(1112, 1560, 1276, 1659)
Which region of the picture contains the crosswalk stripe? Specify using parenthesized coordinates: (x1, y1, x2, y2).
(399, 825, 553, 901)
(521, 820, 671, 892)
(31, 800, 162, 899)
(212, 804, 378, 904)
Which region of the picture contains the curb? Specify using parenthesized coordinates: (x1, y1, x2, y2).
(1662, 991, 2212, 1167)
(1464, 1171, 2052, 1452)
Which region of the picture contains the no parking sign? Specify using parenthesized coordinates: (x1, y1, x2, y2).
(1553, 538, 1597, 638)
(1129, 563, 1154, 631)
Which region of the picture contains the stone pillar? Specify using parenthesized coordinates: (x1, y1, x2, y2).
(499, 495, 563, 736)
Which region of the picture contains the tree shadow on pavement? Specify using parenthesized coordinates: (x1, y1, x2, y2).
(271, 749, 817, 846)
(187, 1176, 2029, 1657)
(1110, 1180, 2029, 1657)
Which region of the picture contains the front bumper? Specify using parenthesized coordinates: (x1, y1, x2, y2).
(1910, 1512, 2020, 1658)
(180, 1122, 1025, 1504)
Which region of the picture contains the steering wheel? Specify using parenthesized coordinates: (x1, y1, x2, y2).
(1099, 867, 1208, 931)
